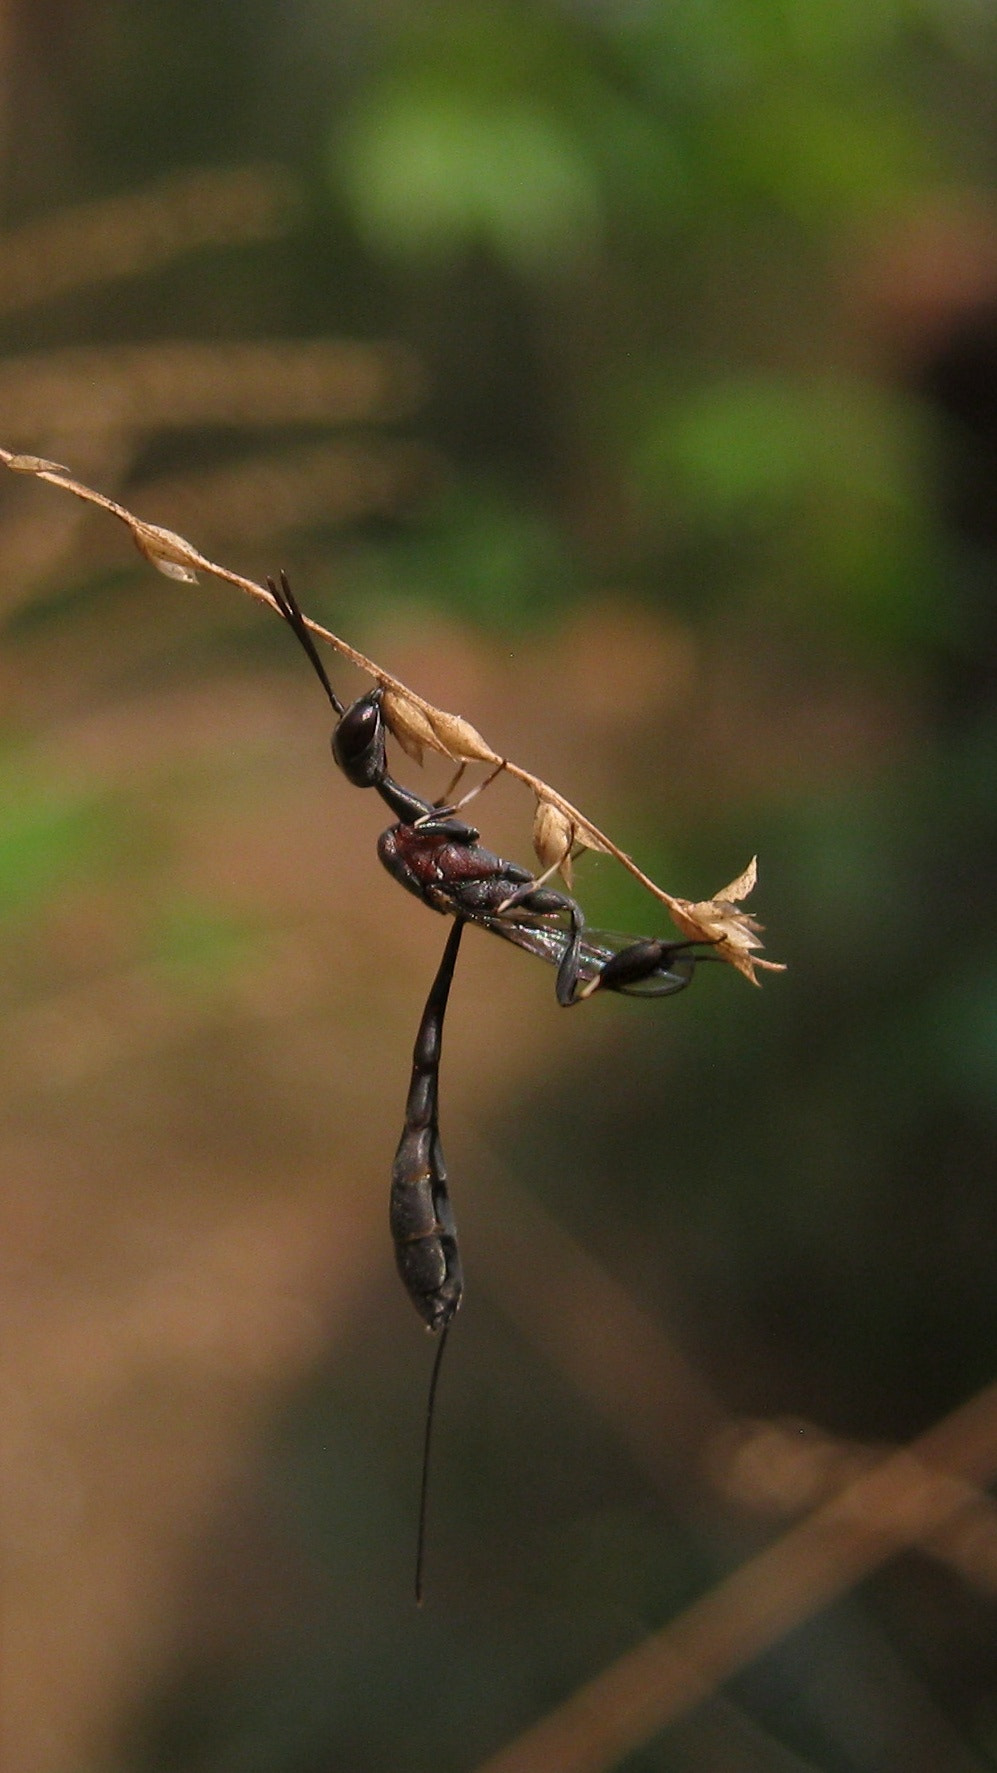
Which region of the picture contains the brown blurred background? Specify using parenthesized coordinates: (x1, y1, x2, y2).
(2, 4, 997, 1771)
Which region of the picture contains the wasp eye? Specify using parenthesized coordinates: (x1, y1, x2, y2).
(333, 691, 386, 787)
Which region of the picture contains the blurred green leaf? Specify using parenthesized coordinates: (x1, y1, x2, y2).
(349, 478, 581, 630)
(0, 762, 124, 921)
(612, 0, 907, 97)
(712, 87, 927, 220)
(339, 89, 600, 274)
(635, 373, 947, 644)
(145, 897, 261, 991)
(643, 374, 925, 513)
(929, 951, 997, 1116)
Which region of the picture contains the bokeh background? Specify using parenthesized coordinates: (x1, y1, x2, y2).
(2, 4, 997, 1770)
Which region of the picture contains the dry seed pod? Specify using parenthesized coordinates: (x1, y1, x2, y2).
(572, 822, 613, 858)
(426, 707, 496, 765)
(533, 797, 576, 886)
(131, 519, 200, 582)
(381, 686, 443, 765)
(667, 857, 785, 985)
(715, 856, 758, 905)
(382, 686, 498, 767)
(7, 453, 72, 474)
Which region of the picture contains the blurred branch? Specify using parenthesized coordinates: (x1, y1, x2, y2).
(467, 1148, 725, 1491)
(470, 1152, 997, 1600)
(0, 451, 781, 975)
(0, 165, 298, 318)
(129, 438, 443, 548)
(709, 1414, 997, 1601)
(0, 339, 424, 435)
(473, 1381, 997, 1773)
(0, 169, 426, 615)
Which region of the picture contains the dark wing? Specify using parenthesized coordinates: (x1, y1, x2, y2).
(469, 908, 702, 997)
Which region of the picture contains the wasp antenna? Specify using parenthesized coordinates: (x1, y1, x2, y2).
(415, 1320, 451, 1606)
(268, 571, 345, 718)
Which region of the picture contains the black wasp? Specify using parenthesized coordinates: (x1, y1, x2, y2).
(268, 573, 715, 1596)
